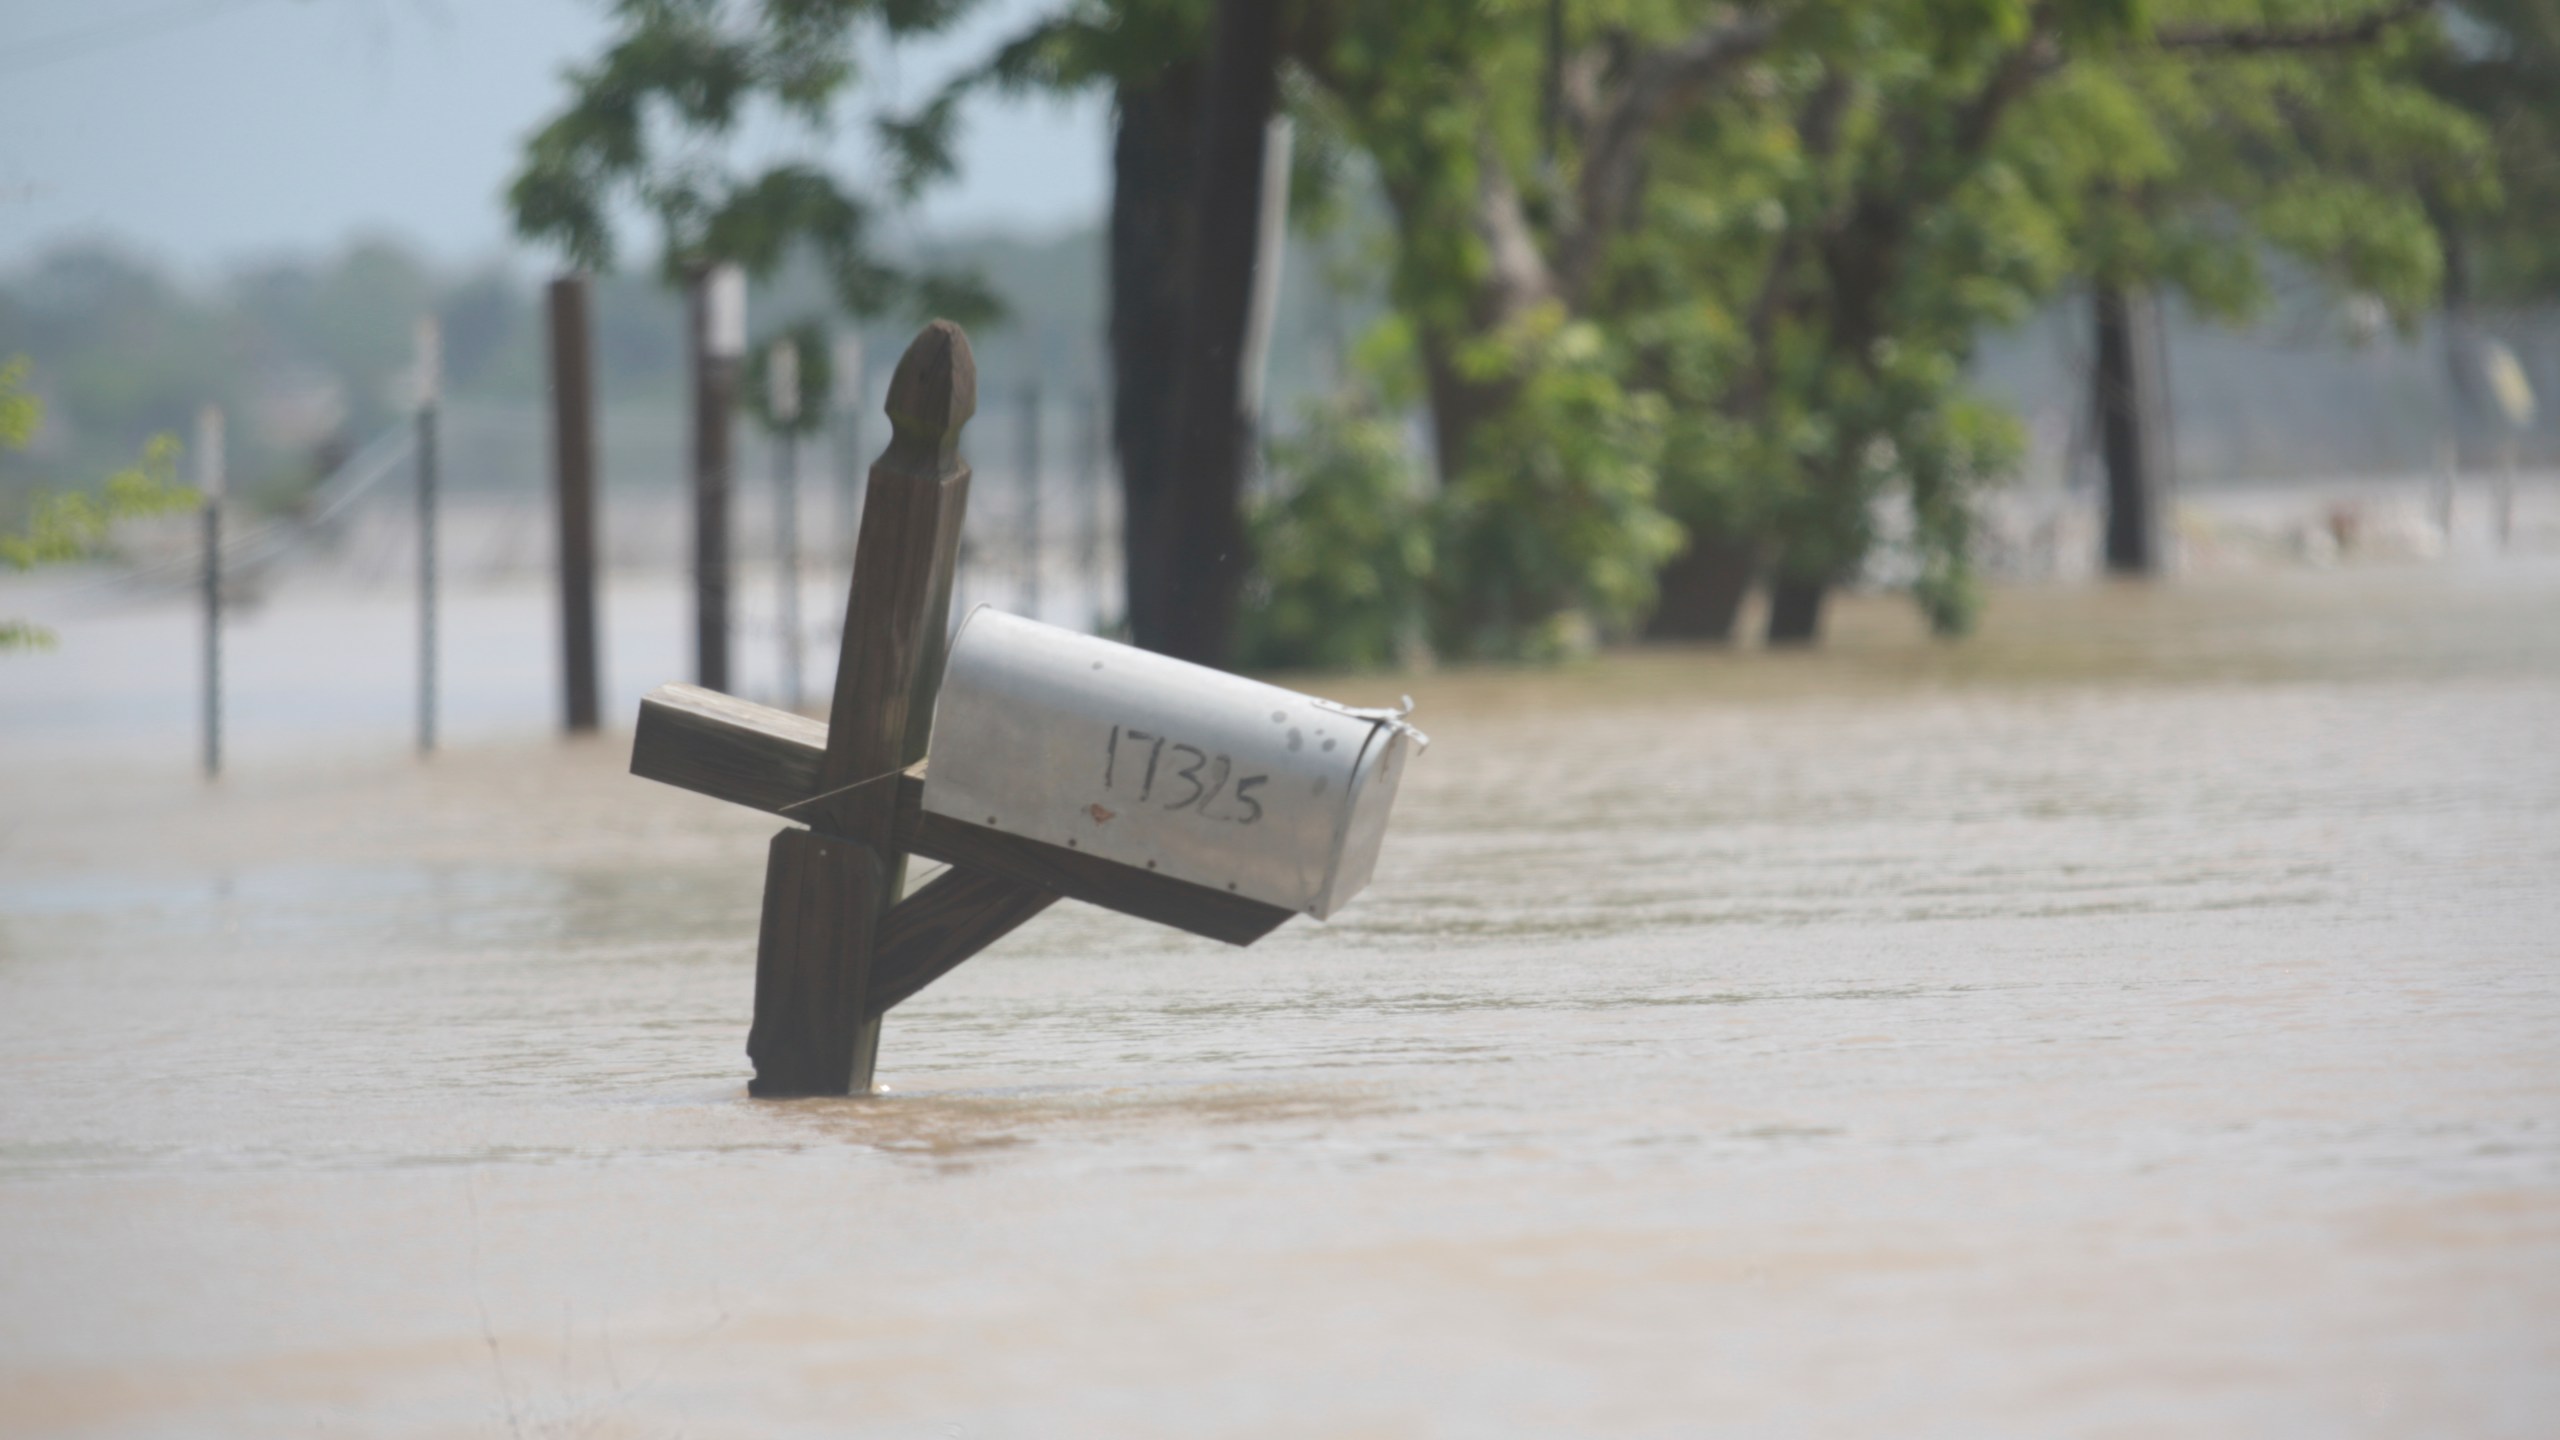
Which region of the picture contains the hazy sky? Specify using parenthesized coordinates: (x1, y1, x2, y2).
(0, 0, 1110, 275)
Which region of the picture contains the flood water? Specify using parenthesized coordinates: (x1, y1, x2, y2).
(3, 562, 2557, 1437)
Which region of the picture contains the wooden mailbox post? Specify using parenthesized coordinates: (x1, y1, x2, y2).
(630, 321, 1306, 1096)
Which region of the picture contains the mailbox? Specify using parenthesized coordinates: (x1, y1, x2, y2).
(924, 609, 1423, 918)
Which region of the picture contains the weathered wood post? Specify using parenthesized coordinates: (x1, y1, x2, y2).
(747, 320, 977, 1096)
(690, 264, 746, 692)
(548, 277, 603, 733)
(769, 337, 805, 712)
(833, 333, 868, 572)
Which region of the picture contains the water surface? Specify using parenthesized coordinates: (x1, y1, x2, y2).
(3, 564, 2557, 1437)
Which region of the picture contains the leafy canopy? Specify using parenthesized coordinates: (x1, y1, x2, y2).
(510, 0, 1001, 322)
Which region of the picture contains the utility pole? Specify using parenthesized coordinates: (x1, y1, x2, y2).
(415, 315, 442, 753)
(691, 264, 746, 691)
(769, 336, 804, 711)
(549, 276, 603, 733)
(196, 405, 224, 779)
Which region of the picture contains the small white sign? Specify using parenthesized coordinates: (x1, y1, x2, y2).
(706, 265, 747, 360)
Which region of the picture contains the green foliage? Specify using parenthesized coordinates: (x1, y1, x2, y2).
(1242, 306, 1674, 668)
(1, 359, 198, 651)
(1236, 393, 1432, 671)
(510, 0, 1000, 325)
(0, 356, 35, 452)
(2405, 0, 2560, 301)
(497, 0, 2544, 662)
(1899, 394, 2022, 635)
(1430, 307, 1677, 660)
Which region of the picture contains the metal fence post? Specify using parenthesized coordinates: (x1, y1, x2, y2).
(415, 315, 441, 753)
(197, 405, 223, 778)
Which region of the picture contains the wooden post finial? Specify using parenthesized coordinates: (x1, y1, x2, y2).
(881, 319, 977, 468)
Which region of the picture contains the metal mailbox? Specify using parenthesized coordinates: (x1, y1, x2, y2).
(923, 608, 1423, 918)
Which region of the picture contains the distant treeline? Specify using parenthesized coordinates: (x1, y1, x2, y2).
(0, 231, 1136, 516)
(2, 229, 2549, 527)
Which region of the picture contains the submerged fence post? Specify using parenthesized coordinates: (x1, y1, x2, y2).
(2433, 437, 2456, 547)
(196, 405, 223, 779)
(2497, 440, 2517, 550)
(415, 315, 441, 754)
(1019, 381, 1041, 623)
(548, 276, 602, 734)
(1078, 389, 1104, 633)
(834, 334, 867, 575)
(690, 265, 746, 692)
(769, 336, 804, 712)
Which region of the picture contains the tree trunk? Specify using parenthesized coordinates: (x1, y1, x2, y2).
(1644, 528, 1755, 641)
(1111, 64, 1199, 648)
(2094, 281, 2167, 576)
(1765, 573, 1825, 646)
(1150, 0, 1285, 666)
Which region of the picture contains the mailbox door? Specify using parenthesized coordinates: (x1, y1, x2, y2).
(1311, 723, 1409, 919)
(923, 609, 1404, 917)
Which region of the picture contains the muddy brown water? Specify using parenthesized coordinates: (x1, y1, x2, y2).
(3, 564, 2557, 1437)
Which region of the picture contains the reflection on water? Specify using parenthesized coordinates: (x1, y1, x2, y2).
(3, 564, 2559, 1436)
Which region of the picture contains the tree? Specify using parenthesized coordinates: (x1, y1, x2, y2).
(2070, 0, 2475, 575)
(507, 0, 1001, 331)
(2405, 0, 2560, 468)
(910, 0, 1264, 655)
(520, 0, 1310, 660)
(1282, 0, 2489, 650)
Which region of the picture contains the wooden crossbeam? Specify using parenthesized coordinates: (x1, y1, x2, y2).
(867, 866, 1059, 1018)
(633, 682, 1294, 947)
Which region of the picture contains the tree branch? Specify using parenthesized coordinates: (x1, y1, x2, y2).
(1952, 10, 2062, 161)
(2156, 0, 2436, 54)
(1743, 69, 1853, 372)
(1557, 9, 1776, 304)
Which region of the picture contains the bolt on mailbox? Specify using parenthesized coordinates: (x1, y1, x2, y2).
(923, 609, 1425, 918)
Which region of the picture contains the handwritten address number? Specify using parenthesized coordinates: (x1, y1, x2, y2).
(1105, 725, 1267, 824)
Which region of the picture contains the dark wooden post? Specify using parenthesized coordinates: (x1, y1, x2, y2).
(548, 276, 602, 732)
(833, 334, 868, 577)
(1149, 0, 1282, 665)
(2095, 281, 2168, 576)
(747, 321, 976, 1097)
(690, 265, 745, 691)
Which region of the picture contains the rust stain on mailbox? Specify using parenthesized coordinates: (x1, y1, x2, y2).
(924, 609, 1423, 919)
